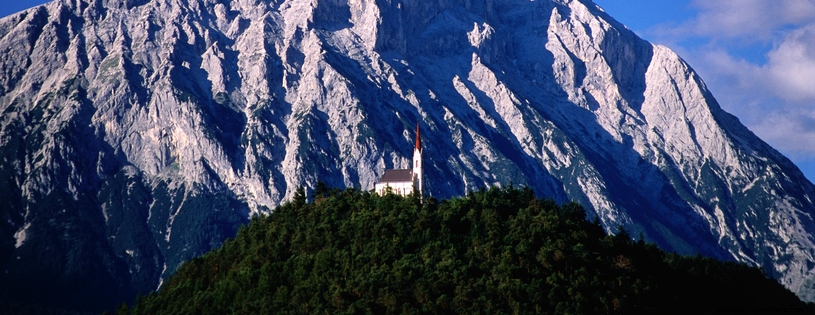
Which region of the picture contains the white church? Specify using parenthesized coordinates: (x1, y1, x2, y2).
(374, 123, 423, 197)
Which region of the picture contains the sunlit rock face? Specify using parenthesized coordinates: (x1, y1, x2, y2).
(2, 0, 815, 310)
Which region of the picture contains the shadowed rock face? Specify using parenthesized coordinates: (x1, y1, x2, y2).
(2, 0, 815, 310)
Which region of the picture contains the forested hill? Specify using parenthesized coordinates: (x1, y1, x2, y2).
(114, 187, 811, 314)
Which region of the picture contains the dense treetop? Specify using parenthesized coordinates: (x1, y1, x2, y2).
(115, 186, 811, 314)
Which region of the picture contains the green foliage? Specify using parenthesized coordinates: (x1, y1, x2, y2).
(123, 187, 811, 314)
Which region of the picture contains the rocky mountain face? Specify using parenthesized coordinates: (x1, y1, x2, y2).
(2, 0, 815, 311)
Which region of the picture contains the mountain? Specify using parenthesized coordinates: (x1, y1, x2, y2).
(2, 0, 815, 311)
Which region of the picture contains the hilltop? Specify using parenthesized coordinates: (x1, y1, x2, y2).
(116, 187, 809, 314)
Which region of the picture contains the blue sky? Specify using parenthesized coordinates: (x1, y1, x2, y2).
(0, 0, 49, 18)
(3, 0, 815, 183)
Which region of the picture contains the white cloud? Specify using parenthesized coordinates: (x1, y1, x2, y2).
(687, 0, 815, 41)
(766, 24, 815, 102)
(751, 109, 815, 158)
(689, 26, 815, 107)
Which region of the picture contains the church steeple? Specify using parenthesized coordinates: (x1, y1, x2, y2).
(415, 122, 421, 152)
(413, 122, 423, 196)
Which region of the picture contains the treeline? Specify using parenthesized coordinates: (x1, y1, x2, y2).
(113, 186, 811, 314)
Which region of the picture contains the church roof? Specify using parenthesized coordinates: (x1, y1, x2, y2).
(377, 169, 413, 183)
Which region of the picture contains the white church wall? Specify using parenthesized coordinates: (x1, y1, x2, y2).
(375, 181, 414, 197)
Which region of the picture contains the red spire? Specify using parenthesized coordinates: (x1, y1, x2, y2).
(415, 122, 421, 152)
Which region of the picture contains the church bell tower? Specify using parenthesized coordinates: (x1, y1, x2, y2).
(412, 122, 422, 195)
